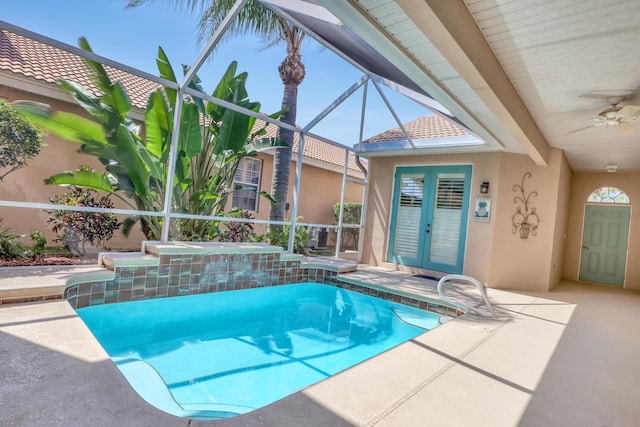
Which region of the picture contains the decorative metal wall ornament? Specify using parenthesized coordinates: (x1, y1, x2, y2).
(512, 172, 540, 238)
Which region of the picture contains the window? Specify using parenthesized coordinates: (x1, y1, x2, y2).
(435, 175, 464, 209)
(587, 187, 629, 204)
(232, 157, 262, 211)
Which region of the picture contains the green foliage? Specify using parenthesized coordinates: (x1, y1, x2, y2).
(179, 209, 257, 243)
(334, 202, 362, 250)
(127, 0, 305, 228)
(0, 99, 44, 181)
(216, 209, 257, 242)
(16, 40, 284, 241)
(0, 220, 25, 258)
(28, 230, 47, 258)
(262, 217, 311, 255)
(47, 170, 121, 256)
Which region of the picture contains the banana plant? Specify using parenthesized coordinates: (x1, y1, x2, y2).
(16, 38, 285, 241)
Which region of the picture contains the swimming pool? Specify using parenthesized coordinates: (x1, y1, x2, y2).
(77, 283, 440, 419)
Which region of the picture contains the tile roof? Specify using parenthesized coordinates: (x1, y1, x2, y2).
(0, 30, 160, 109)
(0, 29, 364, 174)
(259, 121, 365, 174)
(364, 114, 469, 143)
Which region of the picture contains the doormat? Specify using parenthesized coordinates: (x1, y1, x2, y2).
(413, 274, 442, 281)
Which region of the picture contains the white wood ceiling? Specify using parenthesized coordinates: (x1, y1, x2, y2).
(347, 0, 640, 171)
(465, 0, 640, 172)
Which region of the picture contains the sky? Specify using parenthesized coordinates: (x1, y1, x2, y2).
(2, 0, 431, 147)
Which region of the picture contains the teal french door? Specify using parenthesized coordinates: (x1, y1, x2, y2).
(387, 165, 472, 274)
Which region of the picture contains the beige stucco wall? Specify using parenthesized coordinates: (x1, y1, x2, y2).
(361, 152, 501, 280)
(361, 149, 570, 292)
(487, 150, 567, 291)
(565, 172, 640, 290)
(252, 152, 364, 227)
(0, 85, 146, 250)
(548, 152, 572, 287)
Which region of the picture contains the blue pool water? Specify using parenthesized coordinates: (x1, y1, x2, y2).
(77, 283, 440, 419)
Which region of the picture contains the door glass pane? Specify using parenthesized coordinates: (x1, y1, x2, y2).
(393, 174, 424, 257)
(429, 173, 464, 264)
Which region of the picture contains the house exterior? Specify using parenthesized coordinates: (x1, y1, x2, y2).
(2, 3, 638, 296)
(360, 114, 638, 292)
(0, 29, 364, 250)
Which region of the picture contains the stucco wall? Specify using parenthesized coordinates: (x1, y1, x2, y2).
(548, 152, 572, 287)
(360, 152, 501, 282)
(565, 172, 640, 289)
(361, 149, 569, 292)
(253, 152, 364, 228)
(0, 86, 146, 250)
(487, 150, 566, 291)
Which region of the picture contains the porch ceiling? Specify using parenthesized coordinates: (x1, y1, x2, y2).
(278, 0, 640, 172)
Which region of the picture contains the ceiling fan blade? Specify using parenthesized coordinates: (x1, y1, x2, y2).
(567, 125, 595, 134)
(617, 105, 640, 118)
(618, 122, 637, 135)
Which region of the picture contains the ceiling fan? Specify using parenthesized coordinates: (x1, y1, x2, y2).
(569, 96, 640, 135)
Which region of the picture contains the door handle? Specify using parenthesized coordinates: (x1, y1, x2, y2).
(582, 241, 589, 250)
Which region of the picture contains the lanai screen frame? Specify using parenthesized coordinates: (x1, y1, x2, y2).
(0, 0, 480, 256)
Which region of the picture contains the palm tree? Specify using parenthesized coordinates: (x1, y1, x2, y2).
(128, 0, 305, 229)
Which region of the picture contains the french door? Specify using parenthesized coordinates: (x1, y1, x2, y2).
(387, 165, 471, 274)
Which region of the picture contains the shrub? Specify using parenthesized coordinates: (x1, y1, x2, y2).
(178, 209, 258, 243)
(0, 220, 25, 258)
(263, 217, 311, 255)
(28, 230, 47, 259)
(217, 209, 257, 242)
(0, 100, 44, 181)
(48, 170, 121, 256)
(333, 202, 362, 250)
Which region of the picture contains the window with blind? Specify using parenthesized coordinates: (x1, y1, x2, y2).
(232, 157, 262, 212)
(430, 174, 465, 265)
(393, 175, 425, 257)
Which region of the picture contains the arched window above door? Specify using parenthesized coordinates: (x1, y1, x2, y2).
(587, 187, 629, 204)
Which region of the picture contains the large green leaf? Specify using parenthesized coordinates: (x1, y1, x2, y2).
(111, 82, 132, 117)
(207, 61, 239, 122)
(180, 103, 202, 157)
(182, 64, 207, 114)
(14, 102, 107, 144)
(137, 145, 163, 180)
(121, 216, 139, 238)
(114, 125, 151, 198)
(44, 170, 114, 193)
(156, 46, 177, 106)
(105, 164, 135, 194)
(257, 190, 276, 204)
(79, 141, 118, 160)
(56, 80, 108, 124)
(145, 90, 171, 159)
(77, 37, 113, 97)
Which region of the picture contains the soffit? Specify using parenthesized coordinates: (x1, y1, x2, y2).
(464, 0, 640, 172)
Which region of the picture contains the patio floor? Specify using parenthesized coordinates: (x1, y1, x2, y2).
(1, 266, 639, 426)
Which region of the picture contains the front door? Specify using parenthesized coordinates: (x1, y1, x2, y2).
(387, 165, 471, 274)
(579, 205, 630, 287)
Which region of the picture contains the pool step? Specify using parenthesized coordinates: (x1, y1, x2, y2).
(300, 256, 358, 273)
(0, 265, 106, 305)
(100, 252, 159, 270)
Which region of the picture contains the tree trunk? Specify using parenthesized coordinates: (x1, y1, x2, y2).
(269, 53, 305, 230)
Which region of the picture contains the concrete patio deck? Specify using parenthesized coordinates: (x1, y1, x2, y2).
(1, 265, 639, 426)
